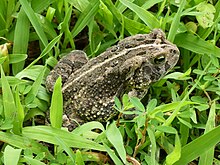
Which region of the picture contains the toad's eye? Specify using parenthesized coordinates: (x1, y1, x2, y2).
(154, 54, 166, 64)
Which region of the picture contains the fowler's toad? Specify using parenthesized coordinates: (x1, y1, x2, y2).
(46, 29, 180, 131)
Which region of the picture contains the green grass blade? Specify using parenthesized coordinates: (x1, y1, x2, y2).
(25, 66, 47, 104)
(60, 6, 75, 48)
(133, 0, 164, 20)
(0, 56, 7, 64)
(4, 145, 22, 165)
(12, 7, 30, 74)
(0, 76, 25, 87)
(75, 150, 85, 165)
(72, 121, 105, 139)
(25, 33, 62, 69)
(24, 156, 46, 165)
(167, 0, 186, 42)
(141, 0, 163, 10)
(36, 13, 58, 39)
(68, 0, 89, 12)
(5, 0, 16, 29)
(15, 65, 45, 80)
(0, 131, 53, 158)
(156, 126, 177, 134)
(0, 0, 6, 30)
(55, 137, 75, 163)
(19, 0, 48, 47)
(71, 0, 100, 38)
(198, 101, 216, 165)
(150, 101, 196, 116)
(147, 127, 157, 165)
(0, 65, 16, 122)
(119, 0, 160, 29)
(116, 0, 134, 13)
(180, 117, 190, 146)
(46, 6, 56, 22)
(13, 88, 24, 134)
(22, 126, 106, 151)
(174, 33, 220, 57)
(124, 16, 150, 35)
(103, 143, 124, 165)
(31, 0, 56, 13)
(166, 133, 181, 165)
(9, 54, 27, 64)
(106, 122, 126, 164)
(174, 125, 220, 165)
(50, 76, 63, 129)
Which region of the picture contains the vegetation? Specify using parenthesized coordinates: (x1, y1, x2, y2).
(0, 0, 220, 164)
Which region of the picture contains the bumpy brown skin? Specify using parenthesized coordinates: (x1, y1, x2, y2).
(46, 29, 180, 131)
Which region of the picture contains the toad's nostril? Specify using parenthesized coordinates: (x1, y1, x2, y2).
(170, 48, 179, 55)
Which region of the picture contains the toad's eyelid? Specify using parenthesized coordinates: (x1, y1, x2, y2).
(156, 55, 165, 59)
(153, 54, 166, 65)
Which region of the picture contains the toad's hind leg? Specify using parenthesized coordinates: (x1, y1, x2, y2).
(45, 50, 88, 92)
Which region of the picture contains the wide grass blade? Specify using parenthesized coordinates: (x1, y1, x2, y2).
(174, 125, 220, 165)
(75, 150, 85, 165)
(198, 101, 216, 165)
(106, 122, 126, 164)
(166, 133, 181, 165)
(15, 65, 46, 80)
(22, 126, 106, 151)
(72, 121, 105, 139)
(147, 127, 157, 165)
(9, 54, 27, 64)
(0, 65, 16, 122)
(0, 76, 26, 87)
(0, 131, 53, 158)
(50, 76, 63, 129)
(119, 0, 160, 29)
(4, 145, 22, 165)
(19, 0, 48, 47)
(174, 33, 220, 57)
(12, 7, 30, 74)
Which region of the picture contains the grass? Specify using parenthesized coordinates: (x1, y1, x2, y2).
(0, 0, 220, 164)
